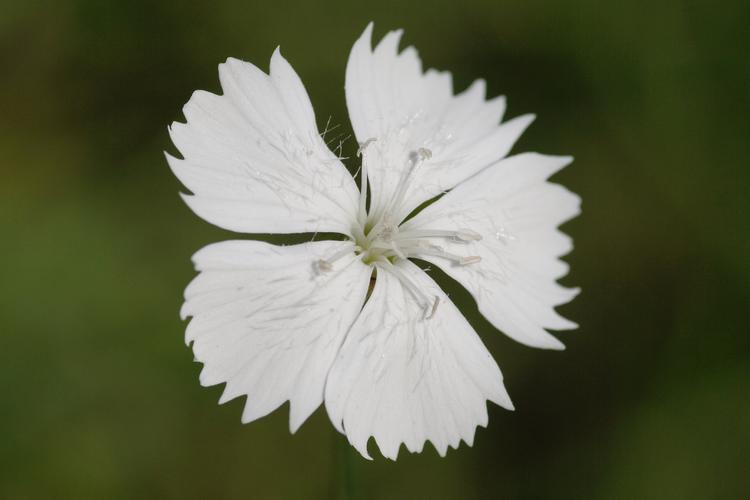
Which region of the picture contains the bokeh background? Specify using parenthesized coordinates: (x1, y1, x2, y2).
(2, 0, 749, 498)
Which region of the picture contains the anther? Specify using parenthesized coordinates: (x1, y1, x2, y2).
(425, 296, 440, 319)
(314, 259, 333, 273)
(408, 148, 432, 166)
(455, 229, 482, 242)
(417, 147, 432, 160)
(357, 138, 377, 157)
(459, 256, 482, 266)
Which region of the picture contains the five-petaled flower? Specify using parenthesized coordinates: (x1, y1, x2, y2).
(167, 23, 580, 460)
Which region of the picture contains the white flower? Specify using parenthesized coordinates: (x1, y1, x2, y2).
(167, 23, 580, 460)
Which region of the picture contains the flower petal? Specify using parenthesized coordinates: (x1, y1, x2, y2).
(169, 49, 360, 235)
(345, 23, 533, 222)
(324, 259, 513, 460)
(402, 153, 581, 350)
(182, 240, 370, 432)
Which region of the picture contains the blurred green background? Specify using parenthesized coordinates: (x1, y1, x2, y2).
(2, 0, 749, 498)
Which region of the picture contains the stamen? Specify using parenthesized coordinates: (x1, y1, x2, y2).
(365, 240, 403, 255)
(374, 147, 432, 225)
(356, 138, 377, 227)
(395, 241, 482, 266)
(389, 242, 406, 259)
(363, 219, 400, 254)
(313, 244, 356, 274)
(377, 259, 438, 319)
(393, 228, 483, 243)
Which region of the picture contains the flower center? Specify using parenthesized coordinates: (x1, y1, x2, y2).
(351, 138, 483, 268)
(316, 138, 483, 319)
(354, 217, 483, 267)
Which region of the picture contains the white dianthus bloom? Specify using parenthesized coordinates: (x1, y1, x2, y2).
(167, 23, 580, 460)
